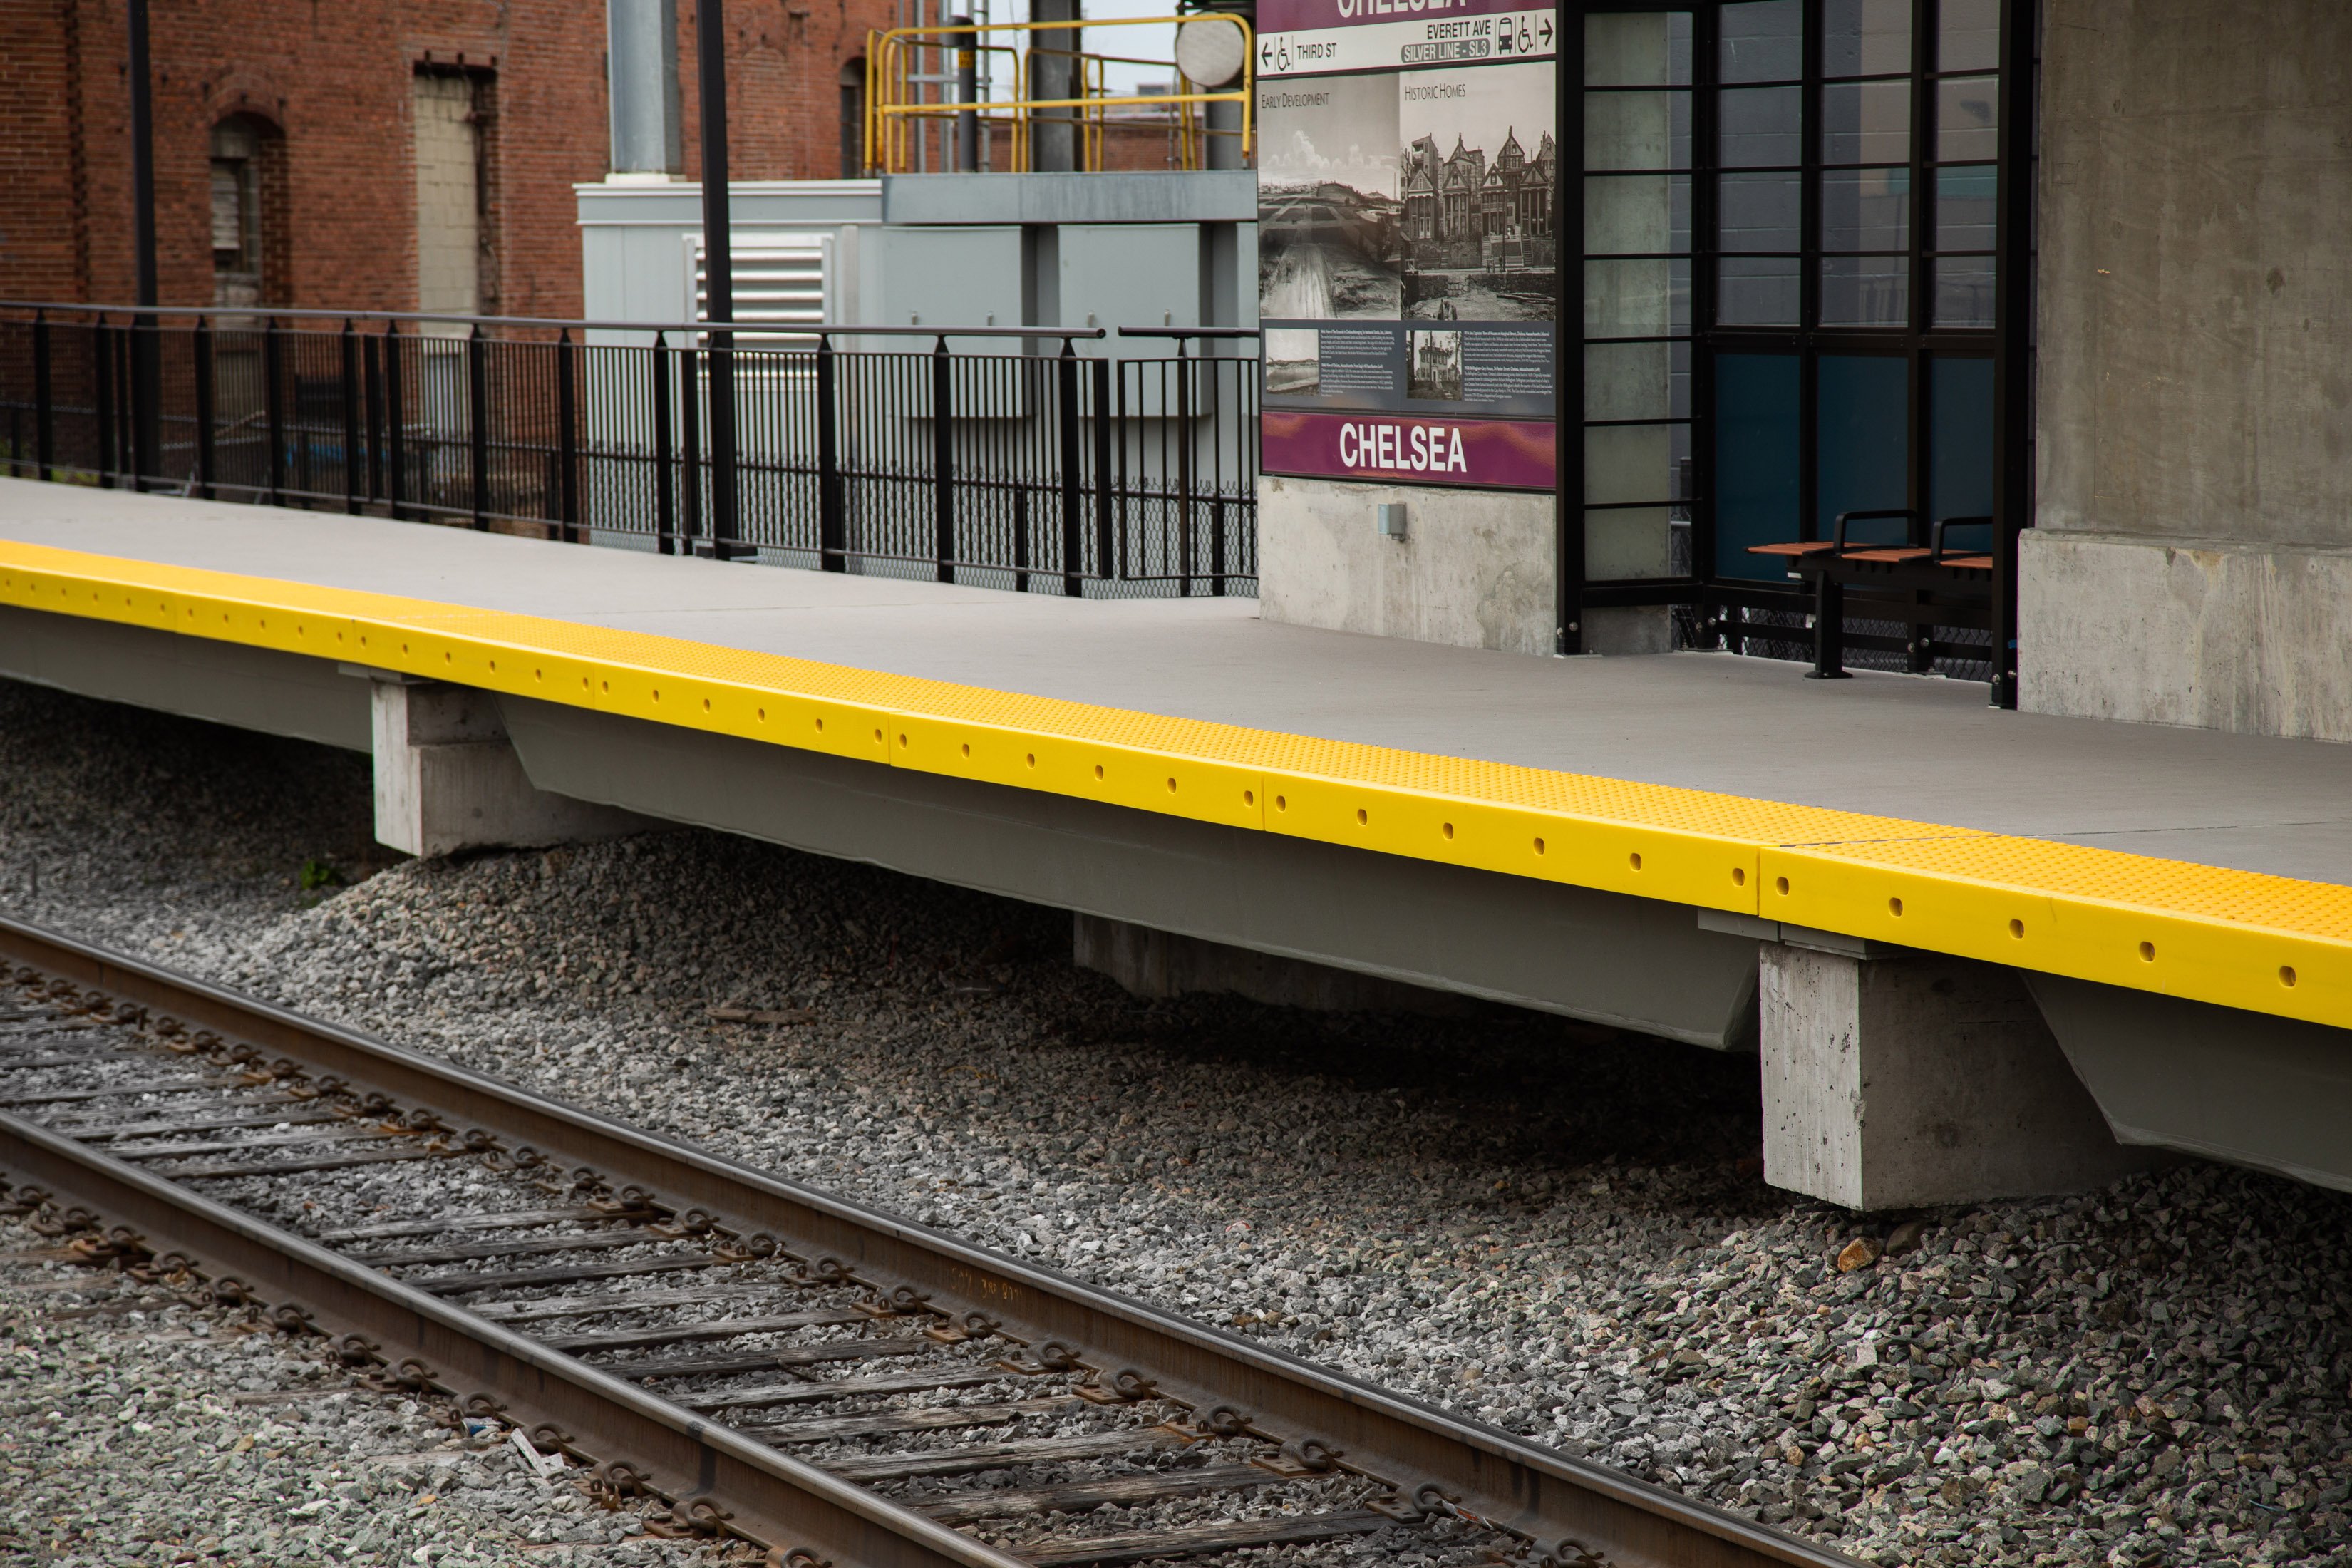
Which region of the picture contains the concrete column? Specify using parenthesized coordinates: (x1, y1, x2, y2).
(359, 672, 652, 857)
(1759, 941, 2154, 1210)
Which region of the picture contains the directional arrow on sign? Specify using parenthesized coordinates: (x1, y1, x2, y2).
(1538, 14, 1554, 46)
(1260, 38, 1274, 70)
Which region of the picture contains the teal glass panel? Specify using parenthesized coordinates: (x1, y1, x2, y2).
(1934, 165, 1998, 249)
(1815, 354, 1911, 543)
(1713, 351, 1802, 580)
(1929, 355, 1996, 545)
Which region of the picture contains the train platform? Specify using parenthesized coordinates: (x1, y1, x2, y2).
(4, 475, 2349, 1209)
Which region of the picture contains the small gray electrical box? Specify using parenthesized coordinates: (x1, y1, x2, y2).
(1376, 502, 1408, 540)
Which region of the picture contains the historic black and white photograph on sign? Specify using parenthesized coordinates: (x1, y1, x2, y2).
(1396, 61, 1557, 321)
(1258, 73, 1404, 341)
(1264, 329, 1321, 395)
(1406, 328, 1463, 401)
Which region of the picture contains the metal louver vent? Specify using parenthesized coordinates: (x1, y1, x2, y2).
(690, 233, 835, 347)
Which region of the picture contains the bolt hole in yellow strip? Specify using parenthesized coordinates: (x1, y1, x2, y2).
(6, 540, 2352, 1028)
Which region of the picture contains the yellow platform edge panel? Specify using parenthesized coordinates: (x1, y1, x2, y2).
(5, 540, 2351, 1029)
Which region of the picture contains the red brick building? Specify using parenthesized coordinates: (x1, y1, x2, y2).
(0, 0, 887, 319)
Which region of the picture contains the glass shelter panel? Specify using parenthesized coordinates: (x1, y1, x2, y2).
(1582, 10, 1697, 581)
(1577, 0, 2018, 674)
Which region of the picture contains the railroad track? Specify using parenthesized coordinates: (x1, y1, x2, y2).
(0, 913, 1852, 1568)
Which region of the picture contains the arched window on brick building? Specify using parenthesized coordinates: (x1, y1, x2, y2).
(210, 115, 284, 309)
(840, 59, 867, 178)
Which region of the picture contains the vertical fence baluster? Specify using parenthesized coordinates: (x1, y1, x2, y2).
(1013, 489, 1031, 594)
(467, 324, 490, 530)
(817, 334, 845, 572)
(191, 316, 215, 498)
(362, 330, 382, 503)
(94, 316, 118, 488)
(262, 316, 285, 505)
(557, 328, 580, 544)
(651, 331, 677, 555)
(123, 326, 138, 480)
(931, 335, 955, 583)
(384, 324, 406, 520)
(1090, 354, 1113, 580)
(125, 314, 145, 490)
(1058, 339, 1083, 597)
(1176, 341, 1196, 596)
(339, 320, 359, 514)
(680, 341, 703, 547)
(296, 331, 316, 499)
(33, 311, 53, 482)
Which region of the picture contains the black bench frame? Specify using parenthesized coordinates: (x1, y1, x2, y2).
(1755, 510, 1998, 680)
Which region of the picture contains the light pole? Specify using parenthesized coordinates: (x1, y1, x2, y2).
(696, 0, 740, 558)
(127, 0, 160, 488)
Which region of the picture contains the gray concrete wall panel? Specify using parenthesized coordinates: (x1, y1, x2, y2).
(2028, 972, 2352, 1195)
(2027, 2, 2352, 737)
(2021, 529, 2352, 741)
(872, 225, 1029, 334)
(1257, 475, 1556, 656)
(0, 604, 370, 752)
(2037, 0, 2352, 552)
(495, 694, 1761, 1046)
(1056, 224, 1202, 334)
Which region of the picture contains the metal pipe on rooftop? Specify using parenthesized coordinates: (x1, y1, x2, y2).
(1029, 0, 1082, 172)
(607, 0, 684, 176)
(951, 14, 980, 172)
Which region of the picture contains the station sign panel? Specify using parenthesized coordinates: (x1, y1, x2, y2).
(1256, 0, 1558, 490)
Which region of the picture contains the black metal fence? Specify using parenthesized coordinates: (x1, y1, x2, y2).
(0, 304, 1259, 597)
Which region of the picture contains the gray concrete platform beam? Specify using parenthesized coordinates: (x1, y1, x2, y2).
(0, 602, 368, 752)
(1073, 914, 1485, 1017)
(2028, 974, 2352, 1197)
(495, 695, 1765, 1046)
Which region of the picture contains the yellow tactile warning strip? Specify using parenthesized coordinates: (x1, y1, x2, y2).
(4, 540, 2346, 1030)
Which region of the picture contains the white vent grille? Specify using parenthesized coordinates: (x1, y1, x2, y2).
(690, 232, 835, 347)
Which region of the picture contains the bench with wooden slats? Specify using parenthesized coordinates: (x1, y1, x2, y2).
(1744, 510, 1996, 678)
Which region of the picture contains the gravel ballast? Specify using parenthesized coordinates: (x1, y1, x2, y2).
(0, 1219, 744, 1565)
(2, 674, 2351, 1568)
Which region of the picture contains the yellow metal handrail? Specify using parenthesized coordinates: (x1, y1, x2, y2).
(865, 13, 1253, 175)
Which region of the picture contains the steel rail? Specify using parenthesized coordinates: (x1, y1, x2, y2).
(0, 912, 1857, 1568)
(0, 1110, 1022, 1568)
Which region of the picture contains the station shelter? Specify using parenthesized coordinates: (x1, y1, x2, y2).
(1259, 0, 2352, 748)
(1572, 0, 2026, 695)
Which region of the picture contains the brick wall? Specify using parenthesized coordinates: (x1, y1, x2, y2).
(0, 0, 892, 317)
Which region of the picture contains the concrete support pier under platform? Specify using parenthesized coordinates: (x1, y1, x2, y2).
(9, 480, 2352, 1209)
(356, 670, 653, 858)
(1758, 939, 2155, 1212)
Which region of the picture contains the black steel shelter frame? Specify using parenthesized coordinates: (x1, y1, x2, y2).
(1555, 0, 2035, 707)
